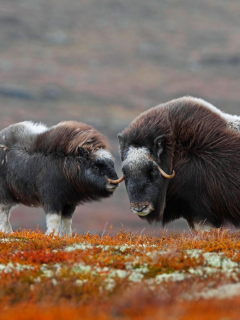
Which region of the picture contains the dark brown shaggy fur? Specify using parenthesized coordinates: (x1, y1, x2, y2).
(32, 121, 109, 155)
(119, 97, 240, 228)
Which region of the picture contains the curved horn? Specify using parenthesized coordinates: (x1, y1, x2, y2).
(105, 176, 124, 184)
(147, 154, 175, 179)
(158, 167, 175, 179)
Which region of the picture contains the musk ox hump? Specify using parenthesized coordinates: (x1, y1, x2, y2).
(183, 96, 240, 134)
(33, 121, 109, 156)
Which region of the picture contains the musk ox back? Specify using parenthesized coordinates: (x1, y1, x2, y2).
(117, 96, 240, 230)
(0, 121, 119, 236)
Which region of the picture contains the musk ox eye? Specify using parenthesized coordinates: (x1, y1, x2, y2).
(93, 162, 104, 171)
(147, 165, 157, 176)
(147, 169, 154, 179)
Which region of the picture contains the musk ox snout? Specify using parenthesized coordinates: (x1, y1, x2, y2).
(106, 182, 119, 192)
(104, 168, 120, 193)
(130, 202, 154, 216)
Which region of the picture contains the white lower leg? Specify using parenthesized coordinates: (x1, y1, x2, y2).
(60, 217, 72, 236)
(45, 213, 61, 235)
(195, 220, 212, 232)
(0, 205, 13, 233)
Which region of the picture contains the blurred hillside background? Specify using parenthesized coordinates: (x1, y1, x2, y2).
(1, 0, 240, 234)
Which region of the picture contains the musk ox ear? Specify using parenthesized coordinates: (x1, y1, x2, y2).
(117, 134, 124, 150)
(154, 135, 165, 158)
(78, 146, 89, 160)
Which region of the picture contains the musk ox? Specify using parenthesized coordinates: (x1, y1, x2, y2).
(0, 121, 119, 236)
(112, 96, 240, 230)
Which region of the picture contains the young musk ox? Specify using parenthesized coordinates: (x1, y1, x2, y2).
(111, 96, 240, 230)
(0, 121, 120, 236)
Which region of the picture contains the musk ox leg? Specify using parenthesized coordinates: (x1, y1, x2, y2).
(0, 204, 14, 233)
(184, 216, 195, 230)
(60, 218, 72, 236)
(45, 213, 61, 235)
(194, 220, 212, 232)
(186, 219, 212, 231)
(60, 204, 75, 237)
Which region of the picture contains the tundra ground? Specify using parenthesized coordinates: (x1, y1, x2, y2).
(0, 228, 240, 319)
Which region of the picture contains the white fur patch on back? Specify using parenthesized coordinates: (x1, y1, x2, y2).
(95, 148, 113, 160)
(122, 147, 150, 172)
(189, 97, 223, 117)
(189, 97, 240, 134)
(22, 121, 48, 135)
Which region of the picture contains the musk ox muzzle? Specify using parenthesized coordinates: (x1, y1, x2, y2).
(105, 176, 124, 192)
(130, 202, 154, 216)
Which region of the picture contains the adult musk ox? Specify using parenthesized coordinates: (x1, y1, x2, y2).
(0, 121, 119, 236)
(112, 96, 240, 230)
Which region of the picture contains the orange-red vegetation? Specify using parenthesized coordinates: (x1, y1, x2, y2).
(0, 228, 239, 319)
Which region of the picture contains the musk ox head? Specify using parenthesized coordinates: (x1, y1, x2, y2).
(34, 120, 119, 203)
(116, 133, 175, 223)
(75, 146, 119, 198)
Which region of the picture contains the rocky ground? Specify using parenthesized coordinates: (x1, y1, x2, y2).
(0, 0, 240, 233)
